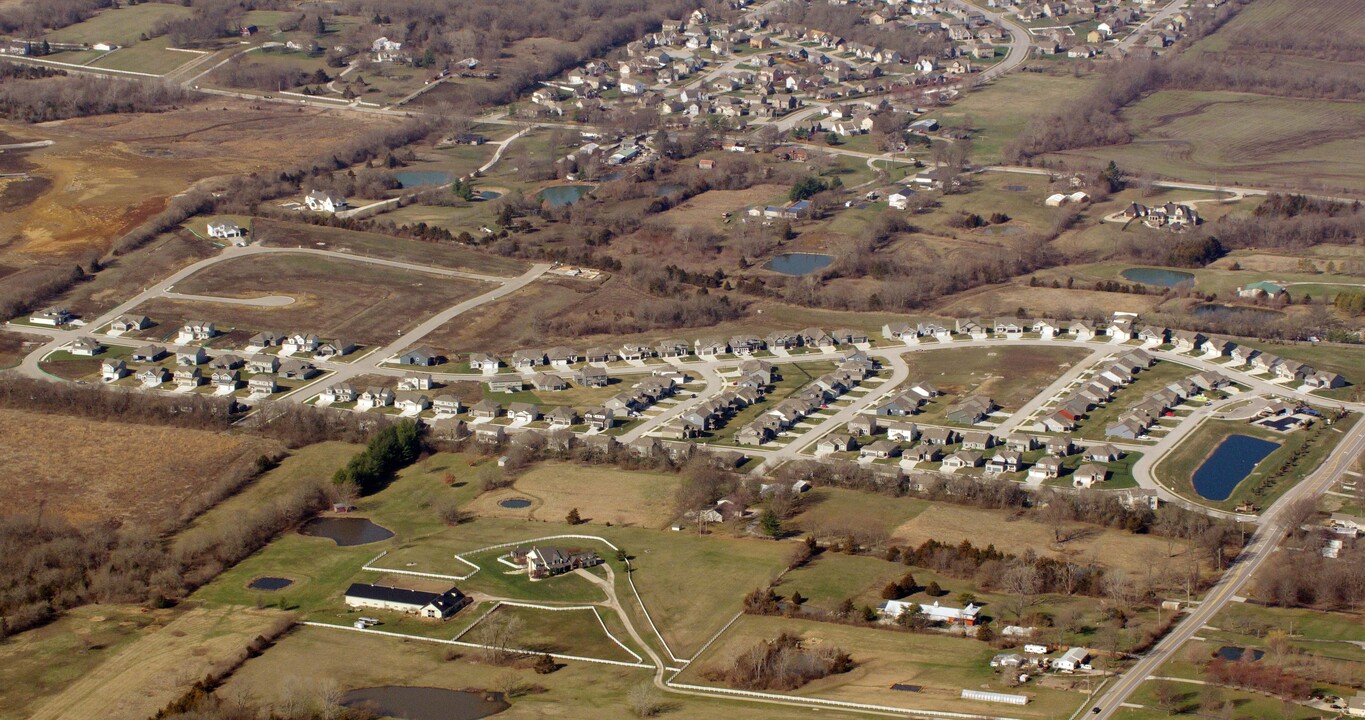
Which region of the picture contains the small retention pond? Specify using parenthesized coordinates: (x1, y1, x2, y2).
(1120, 267, 1195, 288)
(1192, 303, 1282, 322)
(340, 687, 509, 720)
(764, 253, 833, 276)
(498, 497, 533, 509)
(1215, 646, 1264, 662)
(1192, 434, 1280, 501)
(247, 577, 293, 591)
(537, 184, 593, 207)
(298, 517, 394, 546)
(394, 170, 454, 188)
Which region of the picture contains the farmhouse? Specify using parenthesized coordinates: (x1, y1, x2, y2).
(512, 546, 604, 579)
(880, 599, 981, 626)
(343, 583, 469, 619)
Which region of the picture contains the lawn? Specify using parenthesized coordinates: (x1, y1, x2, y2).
(935, 71, 1098, 164)
(676, 615, 1088, 720)
(703, 361, 834, 444)
(142, 252, 492, 345)
(791, 487, 929, 544)
(470, 604, 641, 663)
(1229, 340, 1365, 401)
(45, 4, 193, 46)
(1071, 360, 1196, 440)
(0, 407, 277, 528)
(901, 344, 1092, 413)
(1154, 415, 1361, 512)
(89, 37, 199, 75)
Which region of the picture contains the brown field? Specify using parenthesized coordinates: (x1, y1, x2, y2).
(467, 463, 681, 528)
(0, 329, 30, 367)
(892, 504, 1201, 576)
(936, 283, 1166, 317)
(142, 253, 491, 345)
(652, 184, 788, 228)
(0, 102, 394, 262)
(0, 408, 276, 527)
(56, 229, 218, 318)
(901, 344, 1091, 412)
(26, 606, 289, 720)
(254, 218, 529, 277)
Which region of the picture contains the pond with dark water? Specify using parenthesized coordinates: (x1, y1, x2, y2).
(1215, 646, 1264, 662)
(537, 184, 593, 207)
(498, 497, 533, 509)
(764, 253, 833, 276)
(1120, 267, 1196, 288)
(340, 687, 509, 720)
(1192, 434, 1280, 501)
(298, 517, 394, 546)
(1192, 304, 1282, 322)
(248, 577, 293, 591)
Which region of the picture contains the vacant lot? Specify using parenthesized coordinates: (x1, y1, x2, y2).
(678, 615, 1086, 720)
(26, 606, 289, 720)
(45, 4, 192, 45)
(472, 604, 639, 663)
(938, 71, 1098, 163)
(469, 463, 681, 528)
(143, 253, 490, 345)
(892, 504, 1200, 577)
(793, 488, 929, 543)
(0, 408, 275, 527)
(901, 344, 1091, 412)
(255, 219, 528, 277)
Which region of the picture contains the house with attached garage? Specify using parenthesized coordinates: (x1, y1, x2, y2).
(993, 318, 1026, 338)
(468, 352, 501, 372)
(304, 190, 347, 213)
(847, 415, 878, 437)
(909, 381, 940, 399)
(398, 373, 433, 392)
(1172, 330, 1205, 353)
(545, 406, 578, 426)
(508, 402, 539, 422)
(920, 426, 957, 445)
(695, 338, 728, 357)
(101, 359, 128, 381)
(654, 340, 689, 358)
(1274, 360, 1311, 383)
(69, 337, 103, 356)
(987, 450, 1023, 474)
(344, 583, 469, 619)
(1069, 319, 1096, 341)
(584, 407, 615, 430)
(882, 320, 919, 343)
(211, 368, 240, 390)
(1005, 433, 1039, 452)
(432, 395, 462, 415)
(947, 396, 996, 425)
(1252, 353, 1282, 374)
(1229, 345, 1258, 366)
(512, 349, 545, 370)
(30, 306, 73, 326)
(532, 372, 567, 391)
(174, 367, 203, 389)
(961, 430, 995, 451)
(1029, 455, 1063, 480)
(279, 359, 318, 380)
(475, 425, 506, 444)
(246, 355, 280, 374)
(248, 375, 278, 395)
(547, 346, 581, 366)
(1137, 326, 1168, 346)
(137, 366, 169, 386)
(861, 439, 901, 459)
(177, 347, 209, 366)
(396, 347, 439, 367)
(323, 384, 357, 403)
(395, 392, 430, 414)
(765, 331, 800, 351)
(1033, 318, 1062, 339)
(110, 314, 152, 334)
(619, 343, 653, 361)
(177, 321, 216, 344)
(1091, 444, 1128, 463)
(1106, 417, 1145, 440)
(1073, 463, 1108, 488)
(488, 377, 524, 393)
(586, 346, 618, 364)
(206, 221, 244, 239)
(941, 450, 983, 471)
(512, 546, 603, 579)
(469, 399, 502, 420)
(875, 393, 922, 417)
(281, 333, 320, 355)
(729, 335, 764, 356)
(132, 344, 168, 362)
(1041, 411, 1077, 434)
(1305, 370, 1346, 390)
(359, 387, 395, 408)
(955, 318, 988, 340)
(576, 366, 610, 388)
(1200, 337, 1234, 358)
(817, 434, 856, 455)
(315, 339, 356, 358)
(245, 331, 282, 352)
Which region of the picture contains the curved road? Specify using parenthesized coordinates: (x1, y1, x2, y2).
(949, 0, 1032, 81)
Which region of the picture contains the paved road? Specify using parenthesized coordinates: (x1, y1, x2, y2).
(949, 0, 1032, 81)
(992, 343, 1114, 436)
(1090, 418, 1365, 719)
(1115, 0, 1190, 52)
(161, 292, 295, 307)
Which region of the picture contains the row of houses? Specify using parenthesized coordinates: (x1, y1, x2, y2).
(736, 353, 877, 445)
(1105, 371, 1230, 440)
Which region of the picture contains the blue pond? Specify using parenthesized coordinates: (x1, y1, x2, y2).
(1120, 267, 1195, 288)
(248, 576, 293, 591)
(537, 184, 593, 207)
(299, 517, 394, 546)
(1192, 434, 1280, 501)
(498, 497, 533, 509)
(394, 170, 454, 188)
(764, 253, 833, 276)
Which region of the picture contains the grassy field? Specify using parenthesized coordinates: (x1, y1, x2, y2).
(467, 462, 681, 528)
(89, 37, 199, 75)
(891, 504, 1204, 578)
(900, 344, 1091, 413)
(473, 604, 639, 663)
(1154, 415, 1361, 512)
(57, 229, 218, 318)
(219, 624, 847, 720)
(144, 252, 491, 345)
(26, 605, 289, 720)
(1055, 90, 1365, 194)
(46, 4, 193, 45)
(254, 218, 528, 276)
(676, 615, 1089, 720)
(0, 605, 184, 720)
(936, 71, 1098, 164)
(791, 487, 929, 543)
(0, 408, 276, 527)
(1113, 679, 1335, 720)
(1230, 339, 1365, 400)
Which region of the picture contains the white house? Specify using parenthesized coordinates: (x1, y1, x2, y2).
(305, 190, 347, 213)
(880, 599, 981, 626)
(1053, 647, 1090, 672)
(371, 37, 404, 62)
(207, 221, 244, 239)
(177, 321, 215, 344)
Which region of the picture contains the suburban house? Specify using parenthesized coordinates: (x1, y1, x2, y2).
(177, 321, 216, 344)
(508, 402, 540, 422)
(132, 345, 167, 362)
(177, 347, 209, 366)
(941, 450, 983, 471)
(513, 546, 604, 578)
(817, 434, 856, 455)
(174, 367, 203, 388)
(584, 407, 615, 430)
(431, 395, 462, 415)
(920, 426, 957, 445)
(960, 430, 995, 451)
(396, 347, 439, 366)
(398, 373, 433, 392)
(304, 190, 347, 213)
(575, 366, 610, 388)
(69, 337, 103, 356)
(1053, 647, 1090, 672)
(246, 332, 282, 352)
(512, 349, 546, 369)
(316, 339, 357, 358)
(281, 333, 320, 355)
(1087, 443, 1122, 462)
(246, 355, 280, 374)
(358, 387, 395, 408)
(137, 366, 169, 386)
(946, 396, 996, 425)
(548, 346, 581, 366)
(988, 450, 1023, 474)
(101, 359, 128, 381)
(860, 439, 901, 459)
(322, 384, 357, 404)
(279, 359, 318, 380)
(343, 583, 469, 619)
(469, 353, 501, 372)
(1029, 456, 1063, 480)
(847, 415, 878, 437)
(909, 382, 940, 399)
(30, 306, 73, 326)
(1073, 464, 1108, 488)
(546, 406, 578, 426)
(206, 221, 244, 239)
(395, 392, 430, 414)
(248, 375, 278, 395)
(110, 314, 152, 333)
